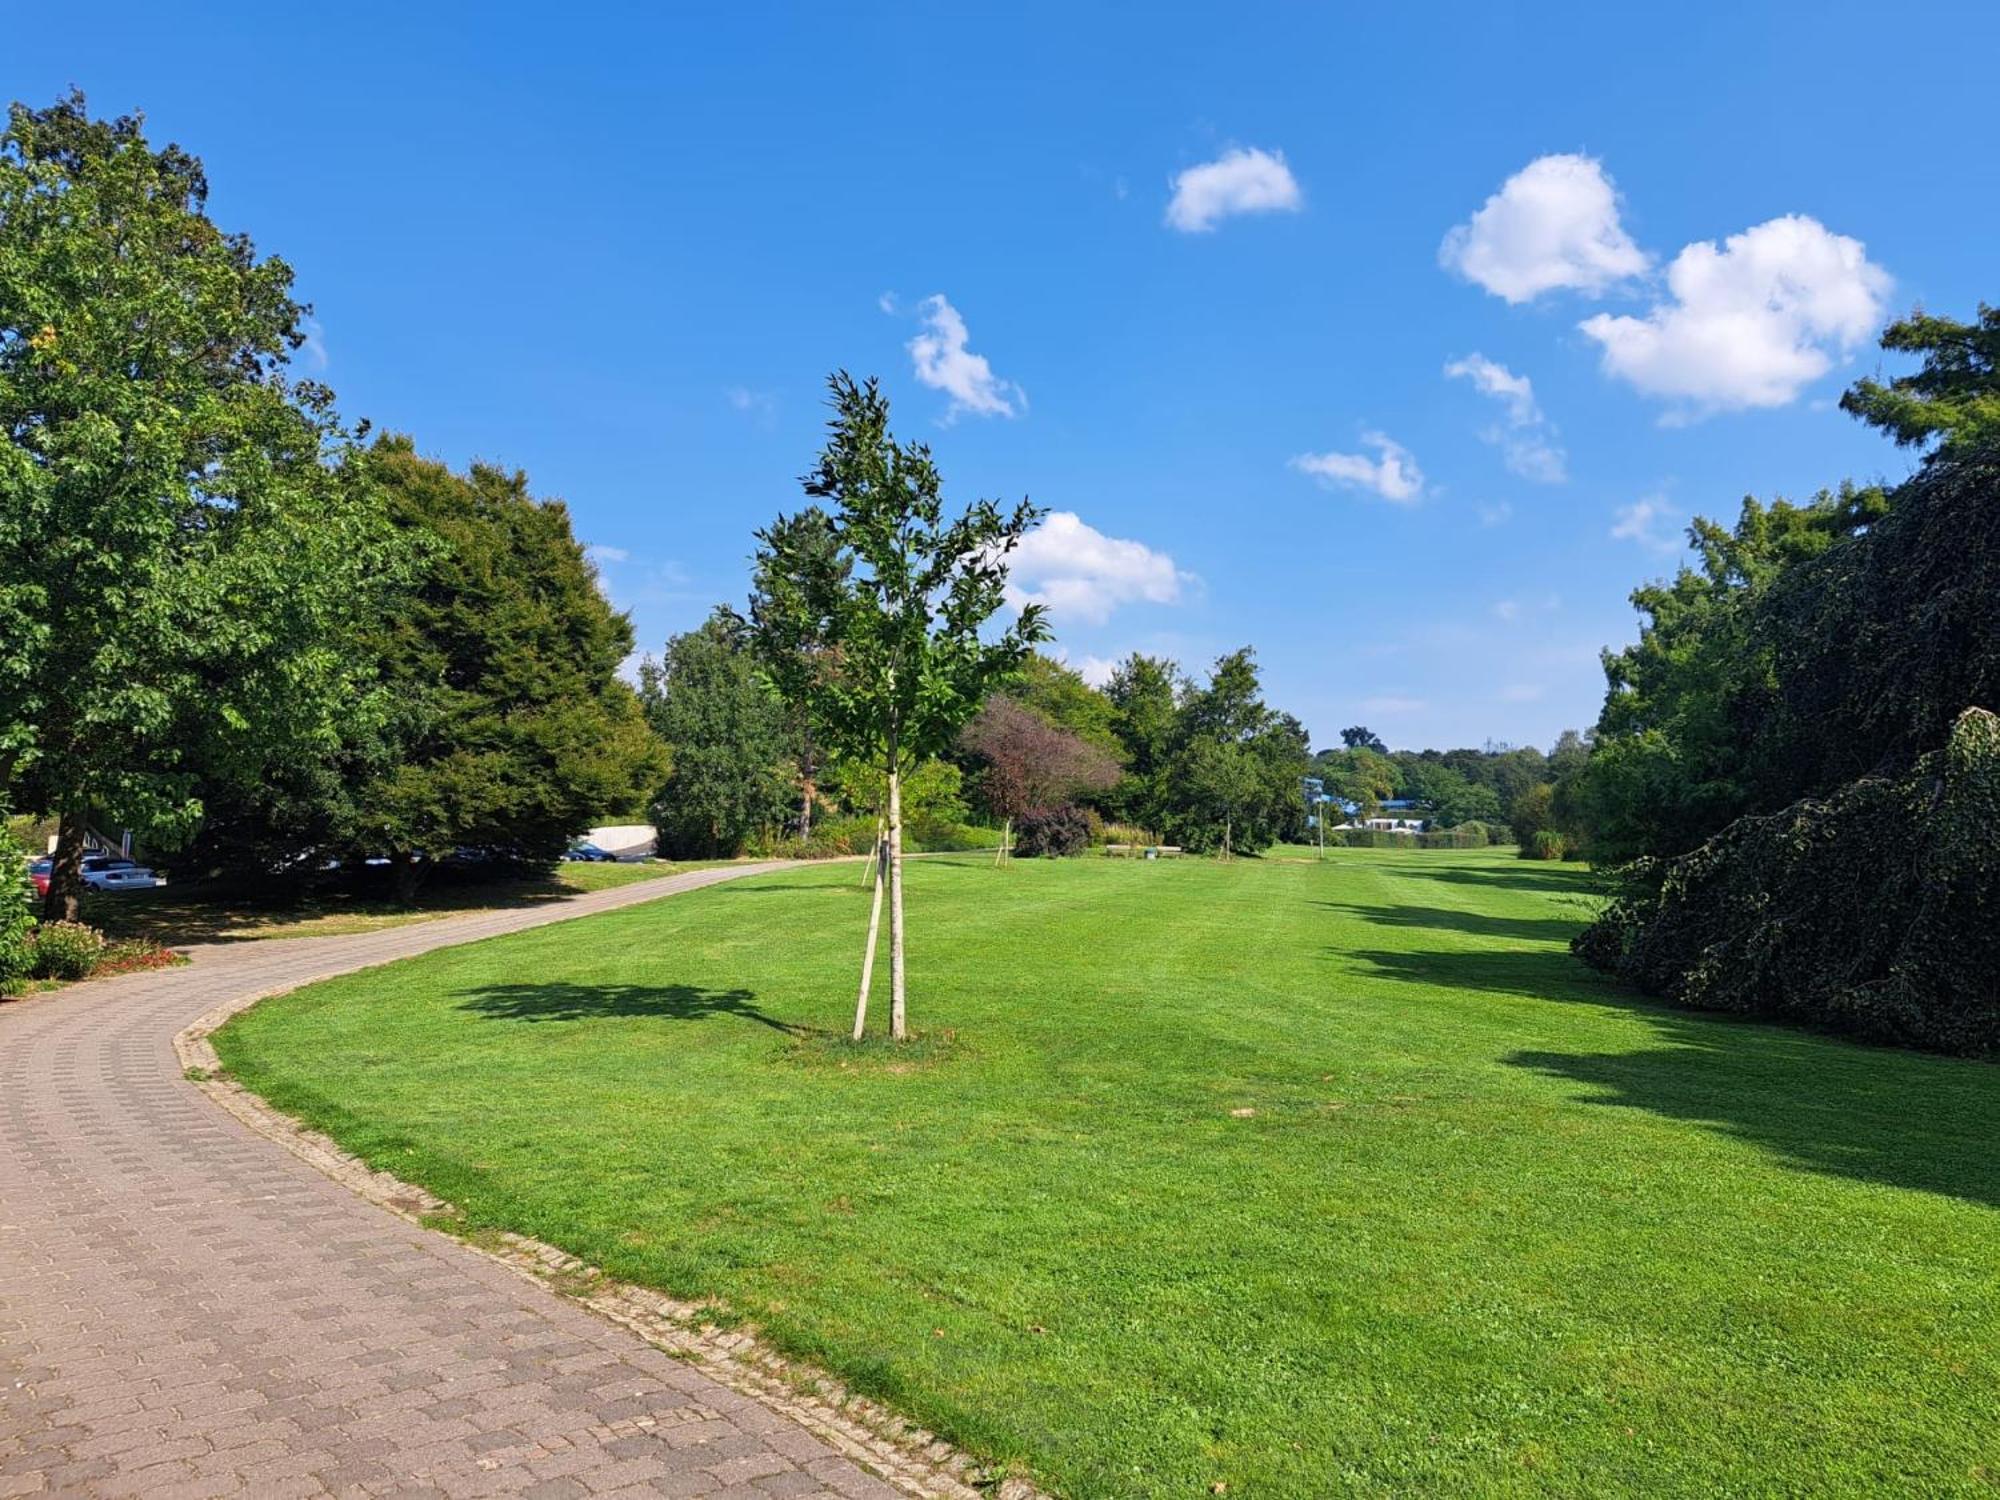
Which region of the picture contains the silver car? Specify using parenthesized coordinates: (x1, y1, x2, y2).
(81, 855, 162, 892)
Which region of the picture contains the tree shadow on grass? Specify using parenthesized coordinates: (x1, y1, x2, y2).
(1395, 863, 1607, 898)
(1342, 946, 1623, 1006)
(1508, 1018, 2000, 1211)
(88, 875, 583, 946)
(1318, 902, 1581, 943)
(1346, 944, 2000, 1209)
(455, 981, 804, 1033)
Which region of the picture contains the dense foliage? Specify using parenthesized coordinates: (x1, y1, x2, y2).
(0, 94, 404, 916)
(0, 816, 31, 992)
(959, 694, 1119, 830)
(0, 94, 662, 909)
(746, 507, 846, 838)
(29, 917, 103, 980)
(1013, 804, 1095, 858)
(641, 609, 793, 858)
(1579, 710, 2000, 1052)
(1572, 305, 2000, 1051)
(261, 440, 662, 896)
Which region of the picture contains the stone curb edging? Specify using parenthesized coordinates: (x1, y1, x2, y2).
(170, 880, 1048, 1500)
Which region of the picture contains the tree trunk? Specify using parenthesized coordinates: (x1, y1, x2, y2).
(852, 832, 886, 1039)
(799, 729, 816, 840)
(1223, 816, 1232, 861)
(887, 756, 908, 1041)
(390, 849, 423, 905)
(42, 805, 86, 923)
(994, 815, 1010, 867)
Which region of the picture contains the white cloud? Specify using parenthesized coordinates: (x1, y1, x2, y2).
(584, 544, 630, 566)
(907, 294, 1025, 420)
(1499, 683, 1545, 703)
(1477, 500, 1514, 527)
(877, 291, 900, 314)
(1610, 495, 1686, 554)
(299, 316, 329, 371)
(1445, 353, 1537, 425)
(1003, 511, 1186, 626)
(1360, 695, 1427, 716)
(724, 386, 777, 426)
(1444, 353, 1568, 483)
(1165, 147, 1302, 233)
(1290, 432, 1424, 503)
(1492, 595, 1561, 623)
(1058, 652, 1120, 688)
(1439, 153, 1648, 303)
(1579, 214, 1890, 414)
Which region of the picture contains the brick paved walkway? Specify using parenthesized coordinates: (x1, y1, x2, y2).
(0, 865, 910, 1499)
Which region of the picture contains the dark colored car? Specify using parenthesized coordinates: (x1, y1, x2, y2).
(562, 842, 618, 863)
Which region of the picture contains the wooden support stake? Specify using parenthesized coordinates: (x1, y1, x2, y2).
(853, 833, 888, 1040)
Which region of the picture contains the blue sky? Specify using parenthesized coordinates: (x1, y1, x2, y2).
(14, 3, 1997, 751)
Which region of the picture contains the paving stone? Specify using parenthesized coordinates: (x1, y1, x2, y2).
(0, 867, 928, 1497)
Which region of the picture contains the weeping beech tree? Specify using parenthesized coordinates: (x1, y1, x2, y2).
(756, 374, 1044, 1040)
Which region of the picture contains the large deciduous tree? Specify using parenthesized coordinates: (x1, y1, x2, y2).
(747, 507, 848, 840)
(759, 373, 1045, 1040)
(1163, 649, 1310, 854)
(641, 608, 793, 858)
(1576, 300, 2000, 1050)
(0, 93, 403, 918)
(1102, 653, 1181, 828)
(1574, 485, 1886, 864)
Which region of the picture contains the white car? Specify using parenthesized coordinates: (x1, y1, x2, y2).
(81, 856, 162, 892)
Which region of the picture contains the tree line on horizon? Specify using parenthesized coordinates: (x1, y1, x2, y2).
(0, 92, 1548, 929)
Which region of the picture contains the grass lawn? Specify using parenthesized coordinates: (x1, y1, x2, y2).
(214, 848, 2000, 1497)
(84, 858, 719, 946)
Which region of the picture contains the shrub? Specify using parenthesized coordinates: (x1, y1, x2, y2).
(0, 827, 33, 996)
(1096, 821, 1157, 848)
(1529, 830, 1568, 860)
(747, 814, 878, 860)
(1015, 805, 1093, 858)
(909, 821, 1003, 853)
(31, 920, 106, 980)
(1575, 708, 2000, 1055)
(1509, 782, 1556, 847)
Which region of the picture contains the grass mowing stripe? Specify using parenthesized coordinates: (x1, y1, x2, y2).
(216, 849, 2000, 1498)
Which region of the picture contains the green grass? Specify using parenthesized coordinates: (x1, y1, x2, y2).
(214, 848, 2000, 1497)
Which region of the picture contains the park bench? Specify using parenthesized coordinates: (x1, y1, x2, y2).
(1102, 843, 1184, 858)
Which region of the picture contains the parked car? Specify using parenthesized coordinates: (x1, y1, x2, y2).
(80, 855, 162, 892)
(562, 842, 618, 863)
(21, 853, 162, 896)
